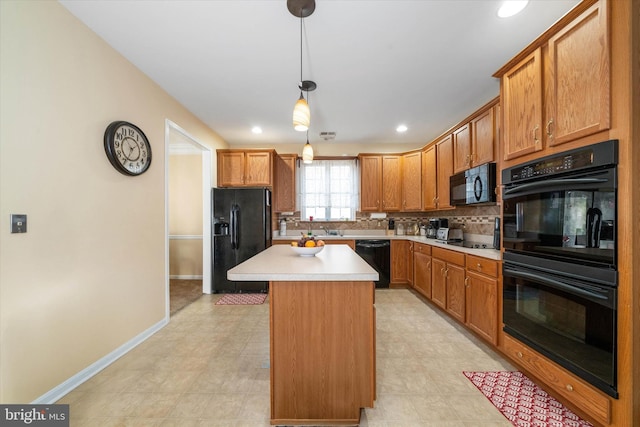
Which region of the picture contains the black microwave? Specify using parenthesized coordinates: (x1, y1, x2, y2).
(450, 163, 496, 206)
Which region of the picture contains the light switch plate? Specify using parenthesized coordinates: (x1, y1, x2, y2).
(11, 214, 27, 233)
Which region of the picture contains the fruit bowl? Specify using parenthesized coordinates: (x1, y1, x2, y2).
(290, 245, 324, 257)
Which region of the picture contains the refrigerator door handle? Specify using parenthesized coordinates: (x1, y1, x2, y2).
(231, 204, 239, 249)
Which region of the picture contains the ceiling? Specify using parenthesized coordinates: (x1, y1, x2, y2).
(59, 0, 580, 148)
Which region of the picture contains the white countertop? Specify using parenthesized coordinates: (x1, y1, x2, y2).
(273, 233, 502, 261)
(227, 244, 379, 282)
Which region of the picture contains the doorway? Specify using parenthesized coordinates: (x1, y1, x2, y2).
(165, 120, 212, 318)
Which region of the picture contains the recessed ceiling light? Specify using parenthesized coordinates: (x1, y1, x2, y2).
(497, 0, 529, 18)
(251, 126, 263, 134)
(396, 124, 408, 133)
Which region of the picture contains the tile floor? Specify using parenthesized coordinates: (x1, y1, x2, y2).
(58, 289, 515, 426)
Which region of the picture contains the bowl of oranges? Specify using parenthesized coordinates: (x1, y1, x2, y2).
(290, 236, 325, 256)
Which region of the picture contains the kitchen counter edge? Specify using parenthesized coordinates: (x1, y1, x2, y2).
(273, 234, 502, 261)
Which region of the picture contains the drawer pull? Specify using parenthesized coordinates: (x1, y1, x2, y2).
(476, 263, 482, 270)
(517, 351, 523, 358)
(566, 384, 574, 392)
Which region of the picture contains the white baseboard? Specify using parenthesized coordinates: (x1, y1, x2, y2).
(32, 317, 169, 404)
(169, 275, 203, 280)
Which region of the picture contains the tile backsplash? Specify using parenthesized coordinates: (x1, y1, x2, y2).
(277, 205, 500, 237)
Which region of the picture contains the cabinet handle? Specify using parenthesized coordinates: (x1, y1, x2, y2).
(466, 154, 471, 166)
(532, 125, 540, 145)
(476, 263, 482, 271)
(566, 384, 574, 392)
(465, 277, 469, 287)
(517, 351, 523, 358)
(546, 119, 554, 139)
(440, 267, 445, 277)
(444, 268, 449, 278)
(426, 261, 431, 269)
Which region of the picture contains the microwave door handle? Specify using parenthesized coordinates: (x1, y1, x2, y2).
(503, 267, 608, 301)
(504, 177, 608, 196)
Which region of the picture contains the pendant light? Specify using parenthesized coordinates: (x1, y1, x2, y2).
(302, 130, 314, 164)
(290, 0, 316, 132)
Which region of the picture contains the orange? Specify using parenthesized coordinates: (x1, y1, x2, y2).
(317, 240, 325, 246)
(304, 240, 316, 247)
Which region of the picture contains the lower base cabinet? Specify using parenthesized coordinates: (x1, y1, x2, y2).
(391, 240, 412, 287)
(431, 247, 466, 322)
(465, 255, 499, 345)
(413, 243, 432, 298)
(503, 334, 610, 426)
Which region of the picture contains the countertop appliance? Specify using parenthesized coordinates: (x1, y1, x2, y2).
(355, 240, 390, 288)
(435, 227, 463, 242)
(450, 162, 497, 206)
(212, 188, 271, 293)
(501, 139, 618, 398)
(427, 218, 448, 239)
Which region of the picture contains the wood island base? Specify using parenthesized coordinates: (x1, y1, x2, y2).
(269, 280, 376, 426)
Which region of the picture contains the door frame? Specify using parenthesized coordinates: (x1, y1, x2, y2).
(164, 120, 213, 318)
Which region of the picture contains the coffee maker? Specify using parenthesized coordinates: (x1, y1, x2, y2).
(427, 218, 448, 239)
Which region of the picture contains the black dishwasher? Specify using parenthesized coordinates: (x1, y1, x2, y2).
(355, 240, 390, 288)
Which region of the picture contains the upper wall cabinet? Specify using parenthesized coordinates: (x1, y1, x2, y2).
(274, 154, 296, 213)
(454, 106, 497, 174)
(546, 0, 609, 146)
(359, 154, 402, 212)
(217, 149, 275, 187)
(402, 151, 422, 211)
(502, 48, 544, 161)
(422, 135, 454, 211)
(422, 144, 437, 211)
(498, 0, 609, 163)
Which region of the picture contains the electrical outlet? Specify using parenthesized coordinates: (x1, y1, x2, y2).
(11, 214, 27, 233)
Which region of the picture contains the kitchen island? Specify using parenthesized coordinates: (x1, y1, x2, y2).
(228, 244, 378, 426)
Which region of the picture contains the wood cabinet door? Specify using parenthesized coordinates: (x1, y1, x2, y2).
(471, 107, 495, 166)
(390, 240, 409, 285)
(465, 271, 498, 345)
(422, 145, 437, 210)
(382, 155, 402, 211)
(402, 152, 422, 211)
(502, 48, 543, 161)
(435, 135, 453, 209)
(445, 263, 466, 323)
(431, 258, 447, 309)
(245, 151, 273, 186)
(453, 123, 471, 174)
(413, 250, 432, 299)
(218, 151, 245, 187)
(546, 0, 609, 146)
(274, 154, 296, 212)
(359, 155, 382, 211)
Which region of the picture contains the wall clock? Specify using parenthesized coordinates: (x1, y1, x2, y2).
(103, 121, 152, 176)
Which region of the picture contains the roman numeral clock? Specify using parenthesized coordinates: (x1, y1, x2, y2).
(103, 121, 152, 176)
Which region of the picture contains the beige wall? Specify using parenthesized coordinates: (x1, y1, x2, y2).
(169, 154, 203, 277)
(0, 1, 227, 403)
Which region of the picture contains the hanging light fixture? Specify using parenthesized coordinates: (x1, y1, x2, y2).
(289, 0, 316, 132)
(302, 130, 314, 164)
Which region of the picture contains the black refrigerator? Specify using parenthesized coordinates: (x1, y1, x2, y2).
(212, 187, 271, 293)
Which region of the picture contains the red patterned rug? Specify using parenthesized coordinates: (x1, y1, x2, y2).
(215, 293, 267, 305)
(463, 371, 593, 427)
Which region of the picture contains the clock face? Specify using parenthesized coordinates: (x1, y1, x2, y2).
(104, 121, 152, 176)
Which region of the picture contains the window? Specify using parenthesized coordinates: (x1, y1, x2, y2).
(298, 159, 359, 221)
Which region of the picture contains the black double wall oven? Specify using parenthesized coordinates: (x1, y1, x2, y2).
(501, 140, 618, 398)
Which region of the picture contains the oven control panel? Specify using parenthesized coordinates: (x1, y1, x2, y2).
(510, 149, 593, 181)
(503, 140, 618, 184)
